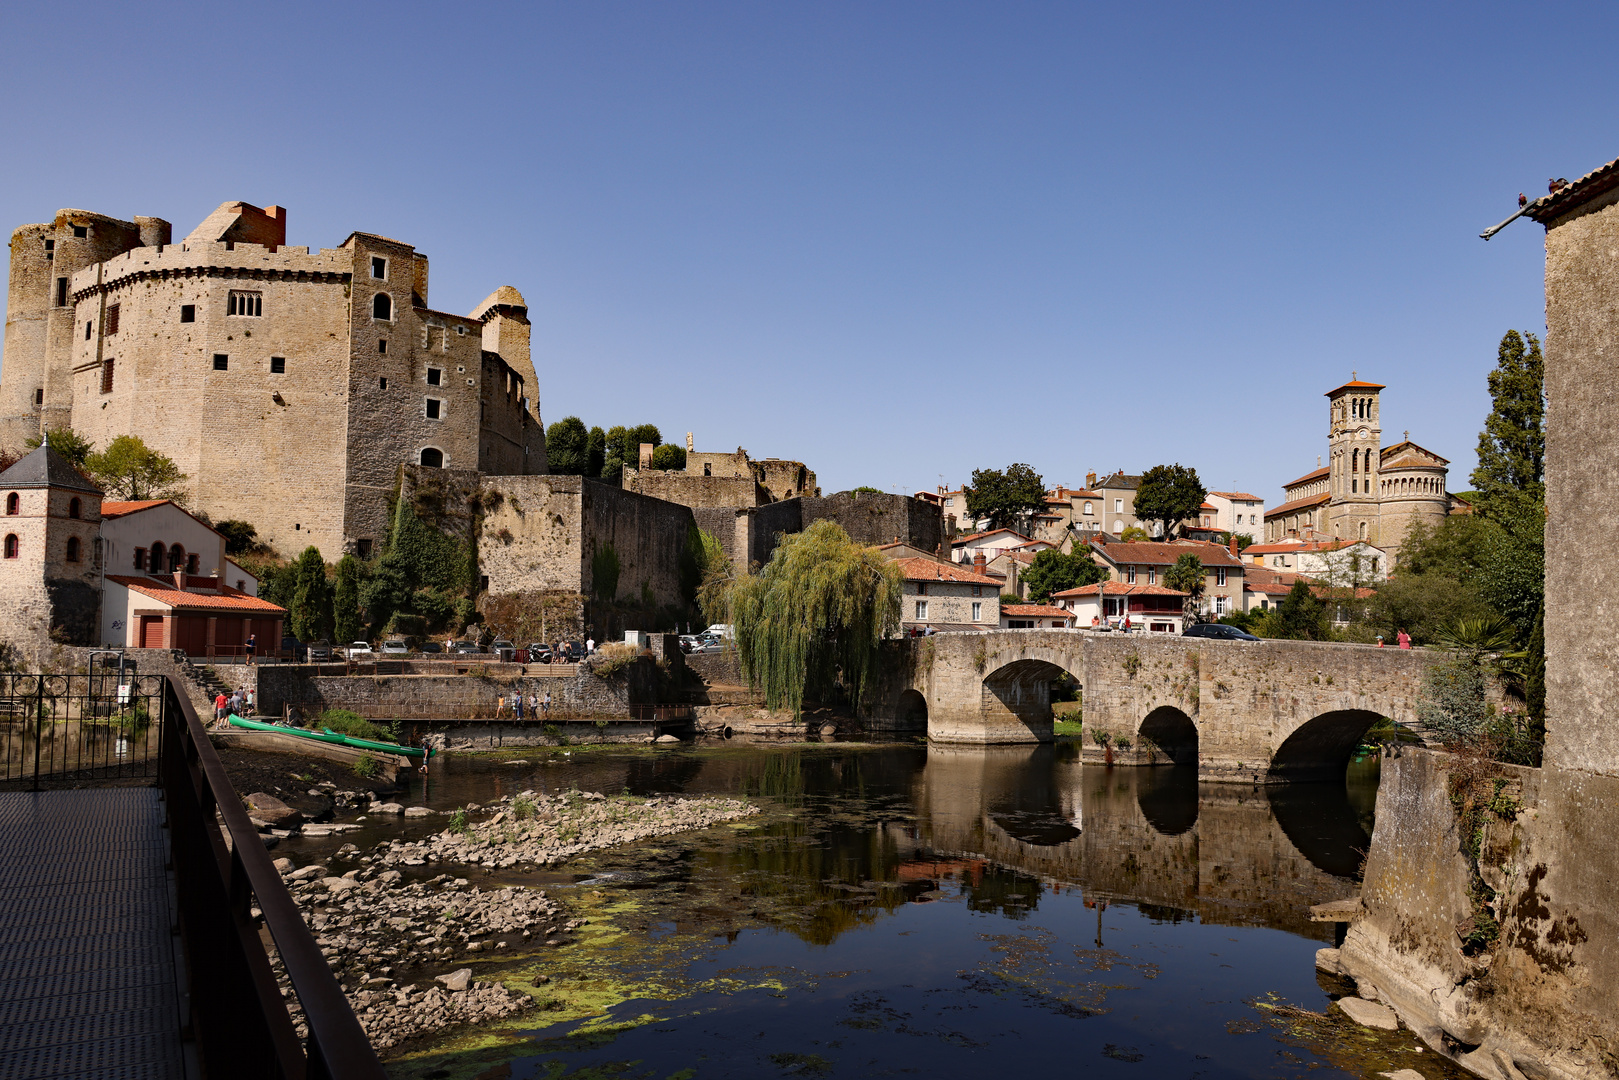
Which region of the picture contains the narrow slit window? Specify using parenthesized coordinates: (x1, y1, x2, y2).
(66, 537, 81, 562)
(105, 304, 119, 335)
(228, 291, 262, 317)
(379, 377, 387, 390)
(85, 321, 92, 341)
(56, 278, 68, 306)
(33, 389, 43, 406)
(101, 358, 114, 394)
(377, 339, 387, 354)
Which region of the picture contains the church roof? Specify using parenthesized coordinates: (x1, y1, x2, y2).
(0, 446, 102, 494)
(1283, 466, 1329, 490)
(1264, 491, 1331, 518)
(1379, 440, 1450, 468)
(1325, 379, 1386, 396)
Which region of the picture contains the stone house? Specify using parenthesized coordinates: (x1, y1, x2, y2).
(950, 528, 1033, 565)
(1206, 491, 1265, 535)
(0, 201, 546, 563)
(0, 446, 104, 644)
(1050, 580, 1189, 633)
(894, 557, 1000, 634)
(1086, 537, 1246, 619)
(1243, 538, 1388, 582)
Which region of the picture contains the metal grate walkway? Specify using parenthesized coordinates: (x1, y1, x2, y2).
(0, 789, 185, 1080)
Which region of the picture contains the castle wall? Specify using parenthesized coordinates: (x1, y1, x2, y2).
(800, 491, 945, 553)
(622, 469, 765, 509)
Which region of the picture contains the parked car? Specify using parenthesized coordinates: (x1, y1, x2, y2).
(703, 623, 735, 641)
(678, 635, 701, 654)
(281, 635, 303, 659)
(344, 641, 374, 659)
(449, 640, 483, 655)
(306, 640, 333, 661)
(380, 640, 410, 655)
(526, 642, 552, 663)
(418, 642, 443, 654)
(1182, 622, 1261, 642)
(491, 639, 516, 661)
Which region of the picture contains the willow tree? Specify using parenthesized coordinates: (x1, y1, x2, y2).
(729, 520, 903, 718)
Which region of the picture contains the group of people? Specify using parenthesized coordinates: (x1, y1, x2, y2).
(1376, 630, 1413, 649)
(212, 686, 254, 726)
(498, 690, 553, 719)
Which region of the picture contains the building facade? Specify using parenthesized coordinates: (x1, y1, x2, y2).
(1, 202, 547, 561)
(1264, 380, 1456, 561)
(895, 557, 1000, 634)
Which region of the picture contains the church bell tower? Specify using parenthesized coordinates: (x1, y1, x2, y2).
(1326, 376, 1384, 542)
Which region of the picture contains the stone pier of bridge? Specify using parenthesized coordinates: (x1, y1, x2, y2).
(868, 630, 1453, 783)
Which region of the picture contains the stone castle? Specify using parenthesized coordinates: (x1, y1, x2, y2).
(1264, 378, 1459, 559)
(1, 201, 547, 560)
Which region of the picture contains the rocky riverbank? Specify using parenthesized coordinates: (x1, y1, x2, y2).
(378, 789, 759, 870)
(271, 789, 758, 1051)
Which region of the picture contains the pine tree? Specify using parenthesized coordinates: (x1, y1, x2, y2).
(290, 546, 334, 643)
(1471, 330, 1545, 522)
(333, 555, 362, 643)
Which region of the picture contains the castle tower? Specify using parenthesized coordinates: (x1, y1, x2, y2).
(1325, 377, 1385, 543)
(1, 210, 166, 449)
(0, 445, 104, 644)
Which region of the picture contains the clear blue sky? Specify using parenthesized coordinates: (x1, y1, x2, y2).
(2, 1, 1610, 508)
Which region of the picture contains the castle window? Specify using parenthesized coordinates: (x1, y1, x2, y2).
(703, 463, 712, 476)
(425, 398, 442, 420)
(180, 305, 195, 323)
(356, 539, 372, 559)
(426, 367, 441, 386)
(101, 358, 114, 394)
(3, 535, 17, 559)
(44, 239, 53, 259)
(372, 293, 392, 321)
(5, 493, 17, 515)
(56, 278, 68, 306)
(72, 225, 87, 239)
(270, 357, 285, 374)
(420, 448, 444, 468)
(379, 377, 387, 390)
(85, 320, 92, 341)
(213, 354, 229, 371)
(68, 498, 80, 519)
(33, 389, 42, 406)
(66, 537, 80, 563)
(371, 256, 387, 280)
(377, 340, 387, 354)
(227, 291, 262, 317)
(105, 304, 120, 335)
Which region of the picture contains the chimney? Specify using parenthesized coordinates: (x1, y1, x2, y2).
(973, 551, 987, 574)
(1229, 536, 1239, 559)
(1086, 471, 1097, 489)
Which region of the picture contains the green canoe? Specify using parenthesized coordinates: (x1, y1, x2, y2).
(227, 714, 427, 758)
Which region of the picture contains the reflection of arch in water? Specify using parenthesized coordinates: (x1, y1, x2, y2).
(1138, 705, 1198, 766)
(981, 657, 1073, 742)
(986, 744, 1082, 846)
(1136, 766, 1198, 836)
(1267, 780, 1373, 880)
(897, 689, 928, 726)
(1270, 709, 1386, 781)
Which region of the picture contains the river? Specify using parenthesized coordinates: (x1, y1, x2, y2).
(278, 740, 1474, 1080)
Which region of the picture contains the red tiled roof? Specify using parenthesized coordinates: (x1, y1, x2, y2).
(1052, 581, 1188, 598)
(105, 575, 287, 613)
(1197, 502, 1218, 512)
(1209, 491, 1263, 502)
(1046, 487, 1099, 500)
(1247, 539, 1379, 555)
(1524, 157, 1619, 225)
(1264, 492, 1331, 518)
(1245, 581, 1296, 595)
(1001, 604, 1072, 619)
(1325, 379, 1386, 396)
(1088, 539, 1244, 568)
(1283, 467, 1330, 489)
(893, 558, 1001, 586)
(989, 550, 1037, 565)
(99, 499, 171, 517)
(1379, 440, 1451, 468)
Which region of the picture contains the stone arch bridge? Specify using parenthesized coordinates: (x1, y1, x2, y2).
(871, 630, 1455, 783)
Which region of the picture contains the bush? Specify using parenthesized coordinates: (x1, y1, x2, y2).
(511, 795, 536, 820)
(352, 752, 379, 779)
(590, 642, 639, 678)
(448, 808, 469, 834)
(319, 709, 390, 741)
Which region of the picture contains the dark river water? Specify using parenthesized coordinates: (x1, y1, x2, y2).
(281, 741, 1471, 1080)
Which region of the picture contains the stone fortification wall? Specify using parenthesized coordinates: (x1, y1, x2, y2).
(254, 660, 660, 719)
(738, 498, 803, 570)
(579, 479, 696, 627)
(3, 210, 154, 448)
(800, 491, 944, 554)
(622, 469, 765, 510)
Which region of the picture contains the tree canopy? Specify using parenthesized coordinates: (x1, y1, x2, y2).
(1471, 330, 1544, 522)
(545, 416, 589, 475)
(1163, 553, 1205, 614)
(25, 427, 94, 469)
(1021, 548, 1106, 602)
(964, 463, 1044, 531)
(86, 435, 188, 503)
(651, 443, 687, 470)
(1275, 579, 1326, 640)
(1133, 464, 1206, 539)
(333, 554, 362, 643)
(290, 546, 334, 643)
(215, 520, 260, 556)
(729, 520, 902, 718)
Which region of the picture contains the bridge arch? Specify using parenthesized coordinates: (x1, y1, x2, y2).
(980, 657, 1074, 742)
(897, 689, 928, 725)
(1270, 709, 1386, 781)
(1138, 706, 1198, 767)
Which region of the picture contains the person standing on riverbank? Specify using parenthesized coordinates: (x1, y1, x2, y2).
(1397, 629, 1411, 649)
(213, 691, 227, 724)
(244, 633, 256, 666)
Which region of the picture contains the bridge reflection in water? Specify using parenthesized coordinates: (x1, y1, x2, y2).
(906, 744, 1371, 938)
